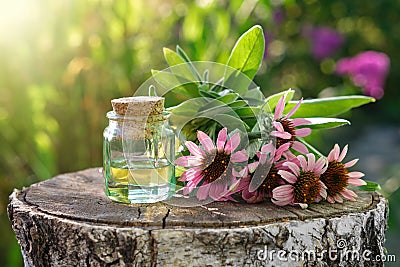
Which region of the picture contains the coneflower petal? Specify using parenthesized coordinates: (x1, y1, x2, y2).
(338, 144, 348, 162)
(333, 144, 340, 160)
(197, 131, 215, 153)
(231, 149, 248, 163)
(314, 157, 327, 175)
(291, 118, 311, 127)
(225, 133, 240, 153)
(284, 161, 300, 176)
(348, 171, 365, 179)
(319, 185, 328, 199)
(285, 98, 303, 119)
(271, 130, 292, 139)
(261, 142, 275, 153)
(174, 156, 202, 167)
(344, 158, 359, 168)
(275, 143, 291, 159)
(185, 141, 205, 157)
(272, 121, 285, 132)
(295, 128, 312, 137)
(292, 141, 309, 154)
(275, 194, 294, 203)
(307, 153, 316, 171)
(341, 189, 357, 201)
(343, 188, 358, 198)
(298, 155, 308, 171)
(278, 170, 298, 184)
(272, 184, 294, 197)
(209, 183, 222, 200)
(327, 196, 335, 203)
(348, 178, 367, 186)
(216, 127, 227, 151)
(327, 144, 340, 161)
(274, 95, 286, 120)
(179, 167, 201, 181)
(196, 183, 211, 200)
(334, 194, 343, 203)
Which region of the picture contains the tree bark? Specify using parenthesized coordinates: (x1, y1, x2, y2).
(8, 168, 388, 267)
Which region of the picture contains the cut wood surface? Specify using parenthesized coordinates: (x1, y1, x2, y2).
(8, 168, 388, 267)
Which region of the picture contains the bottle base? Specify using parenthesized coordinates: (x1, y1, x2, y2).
(128, 184, 170, 203)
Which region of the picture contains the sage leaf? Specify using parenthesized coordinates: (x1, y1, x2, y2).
(227, 25, 265, 80)
(151, 69, 200, 98)
(359, 181, 381, 191)
(163, 47, 186, 66)
(284, 96, 375, 118)
(301, 117, 351, 130)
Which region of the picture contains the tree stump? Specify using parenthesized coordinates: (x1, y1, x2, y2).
(8, 168, 388, 267)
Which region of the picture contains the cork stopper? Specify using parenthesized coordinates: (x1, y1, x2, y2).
(111, 96, 165, 117)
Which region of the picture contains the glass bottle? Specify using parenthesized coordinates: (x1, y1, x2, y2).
(103, 96, 175, 203)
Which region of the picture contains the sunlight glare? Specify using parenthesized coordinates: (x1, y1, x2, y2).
(0, 0, 41, 45)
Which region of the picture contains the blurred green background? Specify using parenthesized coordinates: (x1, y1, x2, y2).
(1, 0, 399, 266)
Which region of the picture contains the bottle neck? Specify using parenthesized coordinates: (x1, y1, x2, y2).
(106, 111, 168, 139)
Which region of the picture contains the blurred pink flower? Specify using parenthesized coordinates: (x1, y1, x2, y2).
(336, 51, 390, 99)
(320, 144, 366, 203)
(175, 128, 248, 201)
(304, 26, 344, 60)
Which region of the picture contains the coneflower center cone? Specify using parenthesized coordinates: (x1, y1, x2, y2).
(293, 171, 321, 204)
(320, 161, 348, 196)
(276, 118, 296, 147)
(201, 150, 231, 183)
(260, 166, 282, 195)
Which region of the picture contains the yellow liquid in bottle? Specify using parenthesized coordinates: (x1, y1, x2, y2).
(105, 157, 172, 203)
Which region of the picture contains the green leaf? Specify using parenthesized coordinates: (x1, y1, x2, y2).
(176, 45, 203, 82)
(359, 181, 381, 191)
(163, 48, 197, 82)
(228, 100, 247, 108)
(176, 45, 191, 63)
(199, 89, 220, 98)
(163, 47, 186, 66)
(264, 89, 295, 111)
(242, 87, 265, 106)
(284, 96, 375, 118)
(151, 69, 200, 98)
(301, 118, 351, 130)
(197, 94, 238, 113)
(213, 113, 250, 131)
(167, 98, 206, 116)
(227, 25, 265, 80)
(234, 106, 260, 117)
(217, 93, 239, 104)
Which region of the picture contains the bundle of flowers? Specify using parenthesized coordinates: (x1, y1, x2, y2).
(146, 25, 380, 208)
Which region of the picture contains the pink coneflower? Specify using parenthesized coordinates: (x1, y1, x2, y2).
(272, 154, 328, 209)
(320, 144, 366, 203)
(175, 128, 248, 201)
(272, 95, 311, 154)
(239, 142, 290, 203)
